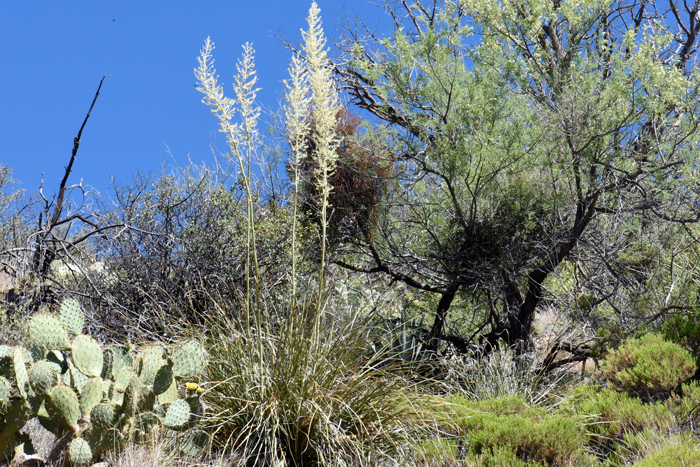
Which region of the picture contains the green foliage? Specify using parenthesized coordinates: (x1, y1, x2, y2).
(634, 440, 700, 467)
(662, 310, 700, 364)
(0, 298, 208, 464)
(599, 333, 696, 400)
(566, 385, 676, 439)
(444, 395, 589, 466)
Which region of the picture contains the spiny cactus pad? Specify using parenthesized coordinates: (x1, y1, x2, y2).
(29, 360, 57, 396)
(113, 367, 136, 394)
(0, 376, 10, 404)
(60, 298, 84, 336)
(157, 379, 179, 405)
(28, 314, 70, 350)
(91, 403, 119, 431)
(138, 346, 166, 387)
(69, 437, 92, 465)
(103, 345, 132, 380)
(72, 334, 104, 377)
(152, 363, 174, 395)
(171, 341, 206, 379)
(46, 385, 80, 430)
(80, 378, 104, 415)
(123, 375, 145, 417)
(178, 430, 210, 457)
(13, 346, 30, 399)
(163, 399, 190, 427)
(45, 350, 67, 374)
(0, 346, 12, 359)
(65, 360, 89, 393)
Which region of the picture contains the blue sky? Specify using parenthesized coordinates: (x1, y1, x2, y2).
(0, 1, 388, 198)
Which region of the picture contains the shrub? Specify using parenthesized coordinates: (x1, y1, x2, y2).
(568, 386, 676, 439)
(599, 333, 696, 400)
(635, 439, 700, 467)
(662, 310, 700, 367)
(447, 395, 588, 466)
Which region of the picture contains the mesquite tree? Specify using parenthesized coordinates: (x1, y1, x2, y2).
(334, 0, 700, 355)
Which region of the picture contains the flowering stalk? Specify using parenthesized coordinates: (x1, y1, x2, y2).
(195, 39, 262, 333)
(303, 2, 339, 338)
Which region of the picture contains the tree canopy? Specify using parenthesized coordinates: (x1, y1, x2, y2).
(333, 0, 700, 354)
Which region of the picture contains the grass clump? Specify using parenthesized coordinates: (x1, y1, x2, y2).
(599, 333, 696, 401)
(203, 303, 416, 466)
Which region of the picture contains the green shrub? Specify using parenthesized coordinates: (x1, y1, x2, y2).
(599, 333, 696, 400)
(447, 395, 588, 466)
(569, 387, 676, 439)
(662, 310, 700, 366)
(635, 439, 700, 467)
(464, 445, 542, 467)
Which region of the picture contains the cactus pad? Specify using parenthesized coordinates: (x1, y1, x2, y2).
(137, 346, 166, 387)
(60, 298, 84, 335)
(103, 345, 132, 380)
(20, 347, 33, 366)
(152, 363, 174, 395)
(122, 375, 145, 417)
(65, 359, 89, 393)
(91, 403, 119, 431)
(13, 346, 30, 399)
(46, 385, 80, 430)
(45, 350, 68, 375)
(113, 367, 136, 394)
(178, 430, 210, 457)
(69, 437, 92, 465)
(0, 376, 10, 404)
(29, 344, 46, 363)
(0, 345, 12, 359)
(0, 346, 12, 378)
(72, 334, 103, 377)
(80, 377, 104, 415)
(29, 360, 57, 396)
(27, 314, 70, 350)
(157, 379, 179, 405)
(170, 341, 206, 379)
(163, 399, 190, 427)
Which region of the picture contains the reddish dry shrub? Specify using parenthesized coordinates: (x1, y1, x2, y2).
(297, 107, 395, 246)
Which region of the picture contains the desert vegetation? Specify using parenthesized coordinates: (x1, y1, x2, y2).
(3, 0, 700, 465)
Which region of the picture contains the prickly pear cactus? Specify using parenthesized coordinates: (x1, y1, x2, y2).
(60, 298, 84, 336)
(0, 297, 209, 465)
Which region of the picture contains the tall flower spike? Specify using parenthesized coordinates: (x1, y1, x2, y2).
(303, 1, 339, 194)
(285, 52, 311, 165)
(233, 42, 261, 145)
(195, 38, 262, 333)
(285, 51, 311, 309)
(302, 2, 340, 332)
(195, 38, 236, 125)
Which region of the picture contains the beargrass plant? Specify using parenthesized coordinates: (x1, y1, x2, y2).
(442, 346, 573, 406)
(194, 3, 420, 465)
(202, 298, 418, 466)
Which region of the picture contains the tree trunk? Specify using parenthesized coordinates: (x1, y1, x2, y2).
(426, 284, 458, 352)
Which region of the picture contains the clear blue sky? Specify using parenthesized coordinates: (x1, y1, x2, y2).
(0, 1, 388, 198)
